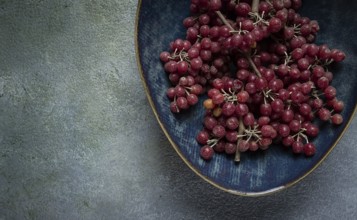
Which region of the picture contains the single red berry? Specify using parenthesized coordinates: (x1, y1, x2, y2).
(292, 141, 304, 154)
(304, 143, 316, 156)
(225, 142, 237, 155)
(238, 140, 250, 152)
(200, 145, 214, 160)
(196, 130, 209, 145)
(331, 114, 343, 125)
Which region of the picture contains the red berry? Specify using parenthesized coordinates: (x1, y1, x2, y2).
(331, 114, 343, 125)
(237, 91, 250, 103)
(292, 141, 304, 154)
(304, 143, 316, 156)
(225, 142, 237, 155)
(196, 130, 209, 145)
(212, 125, 226, 138)
(226, 117, 239, 130)
(213, 140, 226, 153)
(268, 17, 282, 33)
(212, 93, 225, 105)
(238, 140, 250, 152)
(200, 145, 214, 160)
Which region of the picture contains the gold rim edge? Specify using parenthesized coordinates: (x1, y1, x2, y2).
(134, 0, 357, 197)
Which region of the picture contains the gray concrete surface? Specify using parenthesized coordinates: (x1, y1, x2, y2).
(0, 0, 356, 219)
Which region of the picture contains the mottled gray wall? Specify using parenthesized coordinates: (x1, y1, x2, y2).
(0, 0, 356, 219)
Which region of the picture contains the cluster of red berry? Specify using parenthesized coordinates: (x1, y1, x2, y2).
(159, 0, 345, 162)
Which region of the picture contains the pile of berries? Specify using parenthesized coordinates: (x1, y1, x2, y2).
(159, 0, 345, 162)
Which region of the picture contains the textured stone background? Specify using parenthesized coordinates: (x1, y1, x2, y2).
(0, 0, 356, 219)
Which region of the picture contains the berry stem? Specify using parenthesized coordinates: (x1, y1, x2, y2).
(235, 117, 245, 162)
(252, 0, 260, 13)
(216, 7, 263, 80)
(246, 54, 262, 77)
(215, 11, 235, 31)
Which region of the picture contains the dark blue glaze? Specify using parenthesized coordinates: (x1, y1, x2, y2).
(136, 0, 357, 194)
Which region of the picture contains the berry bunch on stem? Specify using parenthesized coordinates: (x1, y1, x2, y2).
(160, 0, 346, 162)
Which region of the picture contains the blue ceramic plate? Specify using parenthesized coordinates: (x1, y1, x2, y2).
(135, 0, 357, 196)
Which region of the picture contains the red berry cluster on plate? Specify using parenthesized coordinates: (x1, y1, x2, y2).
(159, 0, 345, 162)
